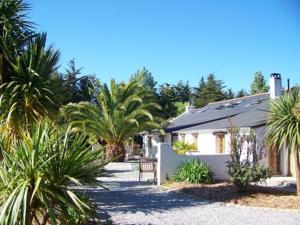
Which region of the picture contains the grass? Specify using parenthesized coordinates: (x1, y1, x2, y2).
(165, 182, 300, 210)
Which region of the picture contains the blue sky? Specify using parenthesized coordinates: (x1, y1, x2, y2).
(30, 0, 300, 91)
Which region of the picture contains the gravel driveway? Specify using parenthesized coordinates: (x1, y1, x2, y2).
(86, 162, 300, 225)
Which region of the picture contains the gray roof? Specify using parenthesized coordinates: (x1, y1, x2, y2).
(166, 93, 270, 132)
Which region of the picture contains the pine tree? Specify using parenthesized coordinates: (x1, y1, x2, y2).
(225, 88, 235, 99)
(193, 74, 226, 107)
(250, 71, 269, 94)
(174, 81, 191, 102)
(130, 67, 157, 91)
(62, 59, 97, 104)
(64, 59, 82, 102)
(157, 83, 178, 119)
(193, 77, 207, 107)
(236, 89, 248, 98)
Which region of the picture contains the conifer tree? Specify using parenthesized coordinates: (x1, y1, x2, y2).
(250, 71, 269, 94)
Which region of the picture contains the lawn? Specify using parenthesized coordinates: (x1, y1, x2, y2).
(165, 182, 300, 210)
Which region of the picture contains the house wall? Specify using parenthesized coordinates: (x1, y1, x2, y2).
(144, 127, 291, 177)
(198, 133, 217, 154)
(143, 133, 172, 158)
(143, 134, 159, 158)
(157, 143, 231, 185)
(144, 130, 234, 156)
(165, 133, 172, 145)
(177, 130, 231, 154)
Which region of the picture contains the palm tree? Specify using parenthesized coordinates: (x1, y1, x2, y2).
(268, 88, 300, 195)
(0, 0, 35, 84)
(0, 121, 106, 224)
(62, 79, 162, 162)
(0, 33, 60, 138)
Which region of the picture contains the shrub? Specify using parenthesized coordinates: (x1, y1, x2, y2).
(227, 126, 271, 192)
(228, 162, 270, 191)
(0, 122, 106, 224)
(174, 159, 214, 184)
(173, 141, 197, 155)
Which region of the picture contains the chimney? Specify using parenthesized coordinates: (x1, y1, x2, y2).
(269, 73, 282, 99)
(185, 103, 195, 113)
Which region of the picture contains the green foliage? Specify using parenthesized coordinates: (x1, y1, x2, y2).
(172, 141, 197, 155)
(228, 162, 270, 192)
(130, 67, 157, 91)
(61, 59, 98, 104)
(157, 81, 192, 119)
(235, 88, 248, 98)
(225, 88, 235, 99)
(250, 71, 269, 95)
(268, 88, 300, 153)
(157, 83, 178, 119)
(0, 121, 106, 224)
(0, 0, 35, 84)
(193, 74, 226, 107)
(227, 126, 270, 192)
(174, 159, 214, 184)
(0, 33, 60, 138)
(174, 102, 188, 116)
(61, 79, 162, 161)
(174, 81, 191, 102)
(268, 88, 300, 194)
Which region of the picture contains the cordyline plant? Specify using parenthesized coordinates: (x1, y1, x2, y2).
(0, 0, 35, 84)
(268, 88, 300, 195)
(0, 33, 60, 142)
(0, 122, 106, 225)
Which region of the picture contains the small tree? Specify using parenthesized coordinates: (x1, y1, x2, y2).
(62, 79, 162, 162)
(250, 71, 269, 95)
(227, 126, 270, 192)
(193, 74, 226, 108)
(236, 89, 248, 98)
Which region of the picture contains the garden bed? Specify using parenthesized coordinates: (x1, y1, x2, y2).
(165, 182, 300, 210)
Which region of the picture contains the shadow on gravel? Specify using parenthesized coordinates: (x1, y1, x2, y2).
(86, 187, 206, 217)
(101, 180, 155, 188)
(101, 169, 134, 177)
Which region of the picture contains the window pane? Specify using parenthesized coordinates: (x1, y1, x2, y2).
(219, 135, 225, 153)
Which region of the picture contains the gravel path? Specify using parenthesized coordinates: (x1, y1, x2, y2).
(87, 162, 300, 225)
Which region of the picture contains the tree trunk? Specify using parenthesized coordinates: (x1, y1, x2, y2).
(25, 189, 33, 225)
(106, 142, 126, 162)
(294, 148, 300, 195)
(0, 25, 5, 85)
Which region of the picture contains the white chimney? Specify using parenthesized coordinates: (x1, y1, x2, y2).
(269, 73, 282, 99)
(185, 103, 195, 113)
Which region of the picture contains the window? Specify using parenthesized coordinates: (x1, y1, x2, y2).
(213, 131, 227, 154)
(179, 134, 186, 142)
(192, 133, 199, 152)
(192, 133, 198, 145)
(217, 135, 225, 153)
(171, 133, 178, 144)
(159, 135, 165, 142)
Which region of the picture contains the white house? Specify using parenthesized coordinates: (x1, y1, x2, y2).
(143, 73, 294, 177)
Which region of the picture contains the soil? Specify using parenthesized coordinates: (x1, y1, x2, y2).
(165, 182, 300, 210)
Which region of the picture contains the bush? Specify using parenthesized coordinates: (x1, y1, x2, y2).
(228, 162, 270, 191)
(227, 126, 271, 192)
(173, 141, 197, 155)
(174, 159, 214, 184)
(0, 122, 107, 224)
